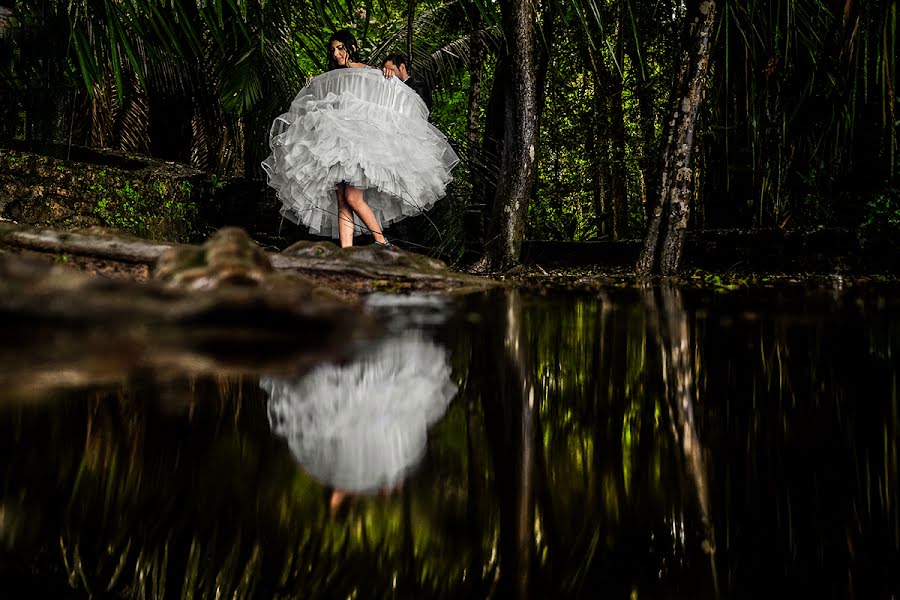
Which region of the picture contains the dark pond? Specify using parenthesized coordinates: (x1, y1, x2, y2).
(1, 284, 898, 599)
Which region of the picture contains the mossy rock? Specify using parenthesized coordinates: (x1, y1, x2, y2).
(153, 227, 344, 303)
(281, 240, 341, 259)
(282, 239, 449, 272)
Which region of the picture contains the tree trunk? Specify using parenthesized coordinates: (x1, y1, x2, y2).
(623, 4, 658, 224)
(609, 2, 628, 239)
(534, 0, 555, 137)
(624, 44, 656, 224)
(471, 55, 508, 260)
(406, 0, 416, 68)
(591, 91, 612, 238)
(584, 39, 613, 239)
(463, 10, 487, 255)
(477, 0, 539, 271)
(636, 0, 718, 275)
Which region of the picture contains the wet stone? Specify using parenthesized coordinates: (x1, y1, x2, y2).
(282, 239, 449, 272)
(281, 240, 341, 260)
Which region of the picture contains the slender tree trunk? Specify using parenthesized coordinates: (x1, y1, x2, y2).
(622, 3, 658, 224)
(464, 10, 486, 254)
(534, 0, 555, 137)
(477, 0, 539, 271)
(406, 0, 416, 68)
(590, 77, 612, 238)
(624, 38, 657, 224)
(609, 2, 628, 239)
(637, 0, 718, 275)
(584, 41, 614, 239)
(469, 55, 507, 262)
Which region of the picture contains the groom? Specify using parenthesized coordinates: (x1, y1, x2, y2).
(381, 53, 432, 111)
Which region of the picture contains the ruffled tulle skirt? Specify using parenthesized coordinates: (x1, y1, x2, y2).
(261, 68, 460, 238)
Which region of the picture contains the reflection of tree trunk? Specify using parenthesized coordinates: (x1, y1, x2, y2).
(532, 400, 562, 574)
(648, 285, 718, 596)
(477, 289, 535, 599)
(637, 0, 718, 275)
(402, 483, 416, 595)
(504, 289, 535, 600)
(465, 394, 485, 594)
(590, 294, 629, 559)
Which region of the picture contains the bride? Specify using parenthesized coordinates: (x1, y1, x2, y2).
(262, 30, 459, 248)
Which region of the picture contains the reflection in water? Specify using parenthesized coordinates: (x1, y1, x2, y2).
(648, 285, 717, 596)
(0, 286, 898, 598)
(262, 332, 457, 493)
(471, 289, 536, 599)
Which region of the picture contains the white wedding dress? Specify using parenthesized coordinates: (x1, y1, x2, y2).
(261, 68, 460, 238)
(262, 332, 457, 492)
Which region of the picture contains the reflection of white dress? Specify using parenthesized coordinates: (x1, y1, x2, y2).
(261, 68, 460, 238)
(262, 332, 457, 493)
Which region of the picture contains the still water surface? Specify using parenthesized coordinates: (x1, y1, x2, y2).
(0, 284, 898, 599)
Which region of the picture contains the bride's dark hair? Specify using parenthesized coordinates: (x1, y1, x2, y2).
(326, 30, 360, 70)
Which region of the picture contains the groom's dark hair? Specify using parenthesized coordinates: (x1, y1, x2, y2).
(383, 53, 410, 72)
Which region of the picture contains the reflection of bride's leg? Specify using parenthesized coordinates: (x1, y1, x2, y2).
(344, 184, 387, 245)
(336, 183, 355, 248)
(329, 488, 348, 514)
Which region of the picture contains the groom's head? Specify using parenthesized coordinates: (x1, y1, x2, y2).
(382, 54, 410, 81)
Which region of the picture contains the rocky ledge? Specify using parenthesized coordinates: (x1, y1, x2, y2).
(0, 223, 495, 400)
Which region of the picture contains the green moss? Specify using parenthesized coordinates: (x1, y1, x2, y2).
(87, 175, 201, 241)
(370, 279, 407, 292)
(93, 180, 149, 234)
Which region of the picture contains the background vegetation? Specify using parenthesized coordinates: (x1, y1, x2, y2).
(0, 0, 897, 262)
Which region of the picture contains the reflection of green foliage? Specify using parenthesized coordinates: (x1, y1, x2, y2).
(2, 289, 899, 597)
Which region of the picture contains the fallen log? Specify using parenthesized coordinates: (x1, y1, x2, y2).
(0, 221, 179, 263)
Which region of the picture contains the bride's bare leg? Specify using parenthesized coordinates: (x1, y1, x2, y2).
(344, 185, 387, 244)
(336, 184, 355, 248)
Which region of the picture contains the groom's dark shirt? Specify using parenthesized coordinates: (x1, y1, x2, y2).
(403, 77, 432, 112)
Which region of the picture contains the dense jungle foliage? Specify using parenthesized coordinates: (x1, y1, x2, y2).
(0, 0, 897, 261)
